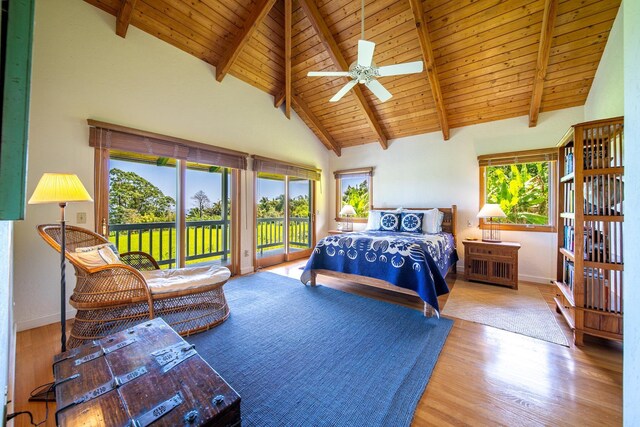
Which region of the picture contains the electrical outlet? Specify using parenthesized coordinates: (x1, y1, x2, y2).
(467, 219, 473, 227)
(244, 250, 250, 257)
(77, 212, 87, 224)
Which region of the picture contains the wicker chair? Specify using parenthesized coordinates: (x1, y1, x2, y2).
(37, 224, 231, 348)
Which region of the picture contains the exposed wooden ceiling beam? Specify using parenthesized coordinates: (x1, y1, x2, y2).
(116, 0, 138, 38)
(299, 0, 388, 150)
(529, 0, 558, 127)
(215, 0, 277, 82)
(292, 95, 341, 156)
(408, 0, 450, 141)
(284, 0, 292, 119)
(274, 89, 285, 108)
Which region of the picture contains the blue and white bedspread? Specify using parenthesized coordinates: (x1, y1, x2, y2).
(301, 231, 458, 313)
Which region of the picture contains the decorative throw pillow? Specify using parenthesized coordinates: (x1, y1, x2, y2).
(72, 244, 121, 268)
(400, 212, 424, 233)
(365, 208, 403, 230)
(379, 212, 401, 231)
(75, 242, 120, 256)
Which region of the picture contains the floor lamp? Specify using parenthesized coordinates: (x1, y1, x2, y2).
(29, 173, 93, 353)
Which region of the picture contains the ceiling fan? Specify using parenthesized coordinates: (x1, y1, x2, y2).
(307, 0, 424, 103)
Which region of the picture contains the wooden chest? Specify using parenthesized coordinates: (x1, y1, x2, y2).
(53, 318, 241, 426)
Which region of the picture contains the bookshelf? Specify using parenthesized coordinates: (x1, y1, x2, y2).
(555, 117, 624, 345)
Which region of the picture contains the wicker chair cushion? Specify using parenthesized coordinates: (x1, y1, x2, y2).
(141, 265, 231, 295)
(70, 245, 122, 268)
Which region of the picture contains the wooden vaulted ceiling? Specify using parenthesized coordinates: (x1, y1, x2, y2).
(86, 0, 621, 156)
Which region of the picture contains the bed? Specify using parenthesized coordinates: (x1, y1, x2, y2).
(301, 206, 458, 317)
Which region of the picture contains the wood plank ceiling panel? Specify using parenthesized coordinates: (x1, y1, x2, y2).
(83, 0, 621, 151)
(540, 0, 620, 113)
(426, 0, 545, 128)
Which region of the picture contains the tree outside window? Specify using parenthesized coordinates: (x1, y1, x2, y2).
(485, 162, 549, 225)
(334, 168, 373, 222)
(479, 149, 556, 232)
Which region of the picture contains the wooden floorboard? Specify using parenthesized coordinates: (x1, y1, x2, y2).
(12, 259, 622, 426)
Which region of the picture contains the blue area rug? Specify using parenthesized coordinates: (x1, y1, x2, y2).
(187, 272, 453, 427)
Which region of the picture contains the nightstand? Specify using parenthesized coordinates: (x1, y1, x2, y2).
(462, 240, 521, 289)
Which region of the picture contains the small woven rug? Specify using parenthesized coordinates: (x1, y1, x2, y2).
(442, 281, 569, 346)
(187, 271, 453, 427)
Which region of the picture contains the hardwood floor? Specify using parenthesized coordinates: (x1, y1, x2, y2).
(12, 261, 622, 426)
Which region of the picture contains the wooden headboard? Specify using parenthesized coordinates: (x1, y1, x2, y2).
(371, 205, 458, 246)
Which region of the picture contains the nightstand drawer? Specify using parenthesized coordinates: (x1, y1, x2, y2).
(467, 245, 517, 258)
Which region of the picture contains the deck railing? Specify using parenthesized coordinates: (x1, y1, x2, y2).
(256, 217, 311, 254)
(109, 220, 229, 268)
(109, 216, 312, 267)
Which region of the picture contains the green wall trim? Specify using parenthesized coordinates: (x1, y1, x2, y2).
(0, 0, 35, 220)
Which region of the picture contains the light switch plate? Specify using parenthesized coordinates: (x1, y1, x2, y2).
(77, 212, 87, 224)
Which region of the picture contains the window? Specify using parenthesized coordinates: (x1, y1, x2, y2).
(478, 149, 556, 232)
(90, 120, 246, 273)
(253, 156, 318, 267)
(334, 168, 373, 222)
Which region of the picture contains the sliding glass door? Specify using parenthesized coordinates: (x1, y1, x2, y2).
(185, 163, 232, 267)
(288, 177, 313, 260)
(256, 172, 286, 266)
(108, 156, 178, 268)
(255, 173, 314, 268)
(104, 152, 237, 271)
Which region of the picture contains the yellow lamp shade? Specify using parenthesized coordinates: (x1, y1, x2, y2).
(477, 203, 506, 219)
(28, 173, 93, 204)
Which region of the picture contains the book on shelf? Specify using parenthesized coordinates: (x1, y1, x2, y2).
(563, 259, 575, 292)
(565, 152, 574, 175)
(563, 225, 575, 252)
(567, 190, 574, 212)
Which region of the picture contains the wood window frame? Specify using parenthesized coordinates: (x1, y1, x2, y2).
(334, 167, 373, 223)
(252, 156, 319, 269)
(478, 148, 557, 233)
(91, 122, 243, 275)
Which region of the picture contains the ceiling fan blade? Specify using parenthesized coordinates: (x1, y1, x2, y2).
(357, 40, 376, 67)
(307, 71, 350, 77)
(377, 61, 424, 77)
(330, 80, 358, 102)
(365, 79, 392, 102)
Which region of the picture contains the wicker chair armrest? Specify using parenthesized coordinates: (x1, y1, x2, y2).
(119, 251, 161, 271)
(72, 263, 154, 315)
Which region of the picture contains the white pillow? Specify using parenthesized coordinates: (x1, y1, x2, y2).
(365, 210, 382, 230)
(364, 208, 403, 230)
(422, 208, 443, 234)
(71, 245, 121, 268)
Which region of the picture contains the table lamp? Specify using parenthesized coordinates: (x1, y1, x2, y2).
(339, 204, 357, 232)
(477, 203, 506, 242)
(29, 173, 93, 353)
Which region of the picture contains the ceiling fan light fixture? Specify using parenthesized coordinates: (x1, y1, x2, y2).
(306, 0, 424, 103)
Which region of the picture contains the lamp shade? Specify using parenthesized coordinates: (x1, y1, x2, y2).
(477, 203, 506, 219)
(28, 173, 93, 204)
(339, 204, 357, 216)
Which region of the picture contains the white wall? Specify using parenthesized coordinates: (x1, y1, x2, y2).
(12, 0, 332, 331)
(584, 6, 624, 120)
(330, 107, 584, 283)
(0, 222, 13, 420)
(623, 0, 640, 423)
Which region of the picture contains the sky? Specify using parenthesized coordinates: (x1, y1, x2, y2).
(110, 159, 310, 210)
